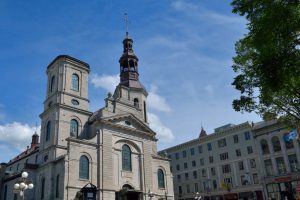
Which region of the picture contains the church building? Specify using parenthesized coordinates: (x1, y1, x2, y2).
(0, 33, 174, 200)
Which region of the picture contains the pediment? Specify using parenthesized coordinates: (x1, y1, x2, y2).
(99, 114, 156, 137)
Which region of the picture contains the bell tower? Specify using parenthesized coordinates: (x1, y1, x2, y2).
(101, 32, 148, 123)
(39, 55, 92, 160)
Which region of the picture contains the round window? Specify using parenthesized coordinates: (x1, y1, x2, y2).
(71, 99, 79, 106)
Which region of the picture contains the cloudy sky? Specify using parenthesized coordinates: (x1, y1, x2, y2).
(0, 0, 261, 163)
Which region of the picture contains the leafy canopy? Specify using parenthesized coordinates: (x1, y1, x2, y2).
(231, 0, 300, 123)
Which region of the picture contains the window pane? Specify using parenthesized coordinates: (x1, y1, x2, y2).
(122, 145, 132, 171)
(46, 121, 51, 141)
(158, 169, 165, 188)
(72, 74, 79, 91)
(70, 119, 78, 137)
(79, 156, 89, 179)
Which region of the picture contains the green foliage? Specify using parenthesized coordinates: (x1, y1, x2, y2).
(231, 0, 300, 123)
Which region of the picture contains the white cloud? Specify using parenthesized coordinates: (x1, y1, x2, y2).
(91, 74, 119, 93)
(0, 122, 40, 151)
(148, 113, 175, 142)
(171, 1, 245, 25)
(148, 86, 172, 113)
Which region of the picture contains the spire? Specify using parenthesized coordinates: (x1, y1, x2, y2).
(199, 126, 207, 139)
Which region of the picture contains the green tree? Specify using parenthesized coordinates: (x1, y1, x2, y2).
(231, 0, 300, 123)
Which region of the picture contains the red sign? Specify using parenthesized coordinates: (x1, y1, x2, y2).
(296, 186, 300, 192)
(274, 176, 292, 183)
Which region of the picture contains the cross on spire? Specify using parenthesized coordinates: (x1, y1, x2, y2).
(124, 13, 129, 37)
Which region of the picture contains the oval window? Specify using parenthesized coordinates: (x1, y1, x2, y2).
(71, 99, 79, 106)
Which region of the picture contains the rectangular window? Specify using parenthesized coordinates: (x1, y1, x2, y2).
(184, 162, 188, 169)
(218, 138, 227, 147)
(200, 158, 205, 166)
(222, 164, 231, 173)
(247, 146, 253, 154)
(220, 152, 229, 161)
(276, 157, 287, 174)
(176, 164, 180, 171)
(182, 150, 186, 158)
(250, 159, 256, 168)
(253, 173, 259, 184)
(233, 135, 239, 143)
(241, 175, 248, 185)
(185, 172, 189, 180)
(177, 174, 181, 181)
(238, 161, 244, 171)
(192, 160, 196, 167)
(213, 180, 217, 189)
(190, 148, 195, 156)
(211, 167, 216, 176)
(288, 154, 299, 172)
(207, 143, 212, 151)
(175, 152, 179, 160)
(236, 149, 241, 157)
(224, 177, 233, 187)
(179, 186, 182, 194)
(193, 171, 198, 179)
(198, 145, 203, 153)
(209, 156, 214, 163)
(264, 159, 274, 176)
(186, 184, 190, 193)
(195, 183, 199, 192)
(244, 131, 251, 140)
(202, 169, 207, 177)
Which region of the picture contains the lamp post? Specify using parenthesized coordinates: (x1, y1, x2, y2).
(13, 171, 34, 200)
(148, 190, 155, 200)
(195, 192, 202, 200)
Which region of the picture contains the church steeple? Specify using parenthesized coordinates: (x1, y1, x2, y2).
(119, 33, 142, 88)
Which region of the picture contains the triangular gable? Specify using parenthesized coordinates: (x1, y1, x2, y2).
(99, 113, 156, 137)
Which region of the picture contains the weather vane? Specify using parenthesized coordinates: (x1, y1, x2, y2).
(124, 13, 129, 36)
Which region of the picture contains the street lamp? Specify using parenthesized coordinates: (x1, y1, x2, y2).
(13, 171, 34, 200)
(148, 190, 155, 199)
(195, 192, 202, 200)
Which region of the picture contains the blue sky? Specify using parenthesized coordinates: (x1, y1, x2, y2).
(0, 0, 261, 163)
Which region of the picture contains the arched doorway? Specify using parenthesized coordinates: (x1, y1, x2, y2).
(116, 184, 141, 200)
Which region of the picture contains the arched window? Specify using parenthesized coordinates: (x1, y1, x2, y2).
(260, 139, 270, 155)
(46, 121, 51, 141)
(79, 155, 89, 179)
(134, 98, 139, 108)
(56, 175, 59, 198)
(158, 169, 165, 188)
(72, 74, 79, 91)
(271, 136, 281, 152)
(70, 119, 78, 137)
(284, 134, 294, 149)
(50, 76, 55, 92)
(41, 178, 45, 199)
(122, 144, 132, 171)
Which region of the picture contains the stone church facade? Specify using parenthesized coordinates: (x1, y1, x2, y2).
(0, 34, 174, 200)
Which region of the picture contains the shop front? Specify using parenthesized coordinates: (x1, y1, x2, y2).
(266, 176, 300, 200)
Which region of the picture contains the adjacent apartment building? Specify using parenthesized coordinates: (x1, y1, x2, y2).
(253, 120, 300, 200)
(161, 122, 264, 200)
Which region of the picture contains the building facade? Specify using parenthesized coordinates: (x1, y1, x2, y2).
(0, 33, 174, 200)
(161, 123, 264, 200)
(253, 120, 300, 200)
